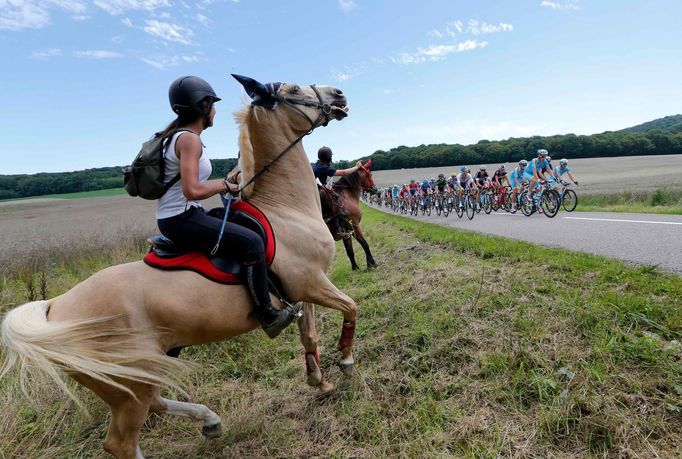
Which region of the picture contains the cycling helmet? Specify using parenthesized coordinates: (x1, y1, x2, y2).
(546, 155, 552, 162)
(480, 165, 487, 171)
(438, 173, 445, 178)
(317, 146, 333, 163)
(393, 184, 399, 189)
(465, 167, 471, 173)
(410, 178, 416, 183)
(430, 177, 436, 181)
(169, 76, 220, 115)
(460, 166, 467, 173)
(559, 158, 568, 166)
(422, 179, 429, 185)
(519, 159, 528, 166)
(498, 165, 506, 171)
(537, 149, 548, 157)
(450, 173, 456, 177)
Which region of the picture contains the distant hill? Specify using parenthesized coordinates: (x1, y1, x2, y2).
(4, 115, 682, 199)
(0, 158, 238, 201)
(342, 115, 682, 171)
(620, 114, 682, 133)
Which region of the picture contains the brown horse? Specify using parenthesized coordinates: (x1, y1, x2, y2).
(321, 160, 378, 270)
(1, 76, 356, 459)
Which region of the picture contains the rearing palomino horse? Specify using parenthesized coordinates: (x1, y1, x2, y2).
(0, 75, 356, 459)
(322, 161, 378, 270)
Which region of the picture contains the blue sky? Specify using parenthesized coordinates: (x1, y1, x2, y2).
(1, 0, 681, 174)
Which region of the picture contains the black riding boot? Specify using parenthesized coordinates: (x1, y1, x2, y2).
(245, 262, 301, 339)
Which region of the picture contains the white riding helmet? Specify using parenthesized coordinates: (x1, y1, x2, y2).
(560, 158, 568, 166)
(498, 165, 506, 171)
(480, 165, 487, 171)
(519, 159, 528, 166)
(537, 149, 548, 157)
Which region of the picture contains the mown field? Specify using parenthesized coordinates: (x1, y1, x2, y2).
(1, 205, 681, 458)
(371, 154, 682, 194)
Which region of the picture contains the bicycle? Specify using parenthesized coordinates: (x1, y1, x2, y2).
(521, 181, 560, 218)
(558, 182, 578, 212)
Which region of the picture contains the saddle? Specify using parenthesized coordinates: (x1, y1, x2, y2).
(144, 200, 292, 304)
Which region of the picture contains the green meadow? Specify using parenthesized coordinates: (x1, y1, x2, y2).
(1, 206, 681, 458)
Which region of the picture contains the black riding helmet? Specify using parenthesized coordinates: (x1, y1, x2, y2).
(169, 76, 221, 115)
(318, 146, 333, 163)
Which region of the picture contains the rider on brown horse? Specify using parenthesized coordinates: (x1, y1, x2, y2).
(312, 146, 362, 238)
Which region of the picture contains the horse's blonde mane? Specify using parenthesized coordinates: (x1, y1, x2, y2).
(233, 105, 255, 195)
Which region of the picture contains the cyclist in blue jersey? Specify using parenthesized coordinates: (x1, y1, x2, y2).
(523, 149, 550, 199)
(420, 179, 432, 195)
(554, 159, 579, 186)
(456, 166, 477, 208)
(392, 184, 400, 199)
(509, 159, 528, 212)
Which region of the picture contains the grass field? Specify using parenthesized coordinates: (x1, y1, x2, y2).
(0, 187, 127, 203)
(1, 206, 681, 458)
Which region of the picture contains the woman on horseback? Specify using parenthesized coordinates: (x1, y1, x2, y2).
(156, 76, 300, 338)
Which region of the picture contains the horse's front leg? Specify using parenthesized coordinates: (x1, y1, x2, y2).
(297, 302, 335, 391)
(342, 236, 360, 270)
(303, 274, 357, 377)
(353, 224, 377, 269)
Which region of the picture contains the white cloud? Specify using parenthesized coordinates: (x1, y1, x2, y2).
(111, 34, 123, 43)
(143, 19, 193, 44)
(332, 71, 351, 82)
(196, 13, 210, 26)
(331, 63, 365, 82)
(73, 49, 123, 58)
(45, 0, 87, 14)
(339, 0, 355, 13)
(434, 19, 513, 38)
(121, 16, 132, 26)
(142, 53, 200, 69)
(541, 0, 580, 10)
(1, 0, 53, 30)
(391, 40, 488, 65)
(31, 48, 62, 59)
(93, 0, 170, 15)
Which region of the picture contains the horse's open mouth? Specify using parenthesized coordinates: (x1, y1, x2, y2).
(331, 99, 349, 119)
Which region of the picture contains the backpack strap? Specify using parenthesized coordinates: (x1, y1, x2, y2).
(162, 128, 195, 191)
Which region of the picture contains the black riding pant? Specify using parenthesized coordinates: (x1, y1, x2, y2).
(158, 206, 272, 310)
(157, 206, 265, 266)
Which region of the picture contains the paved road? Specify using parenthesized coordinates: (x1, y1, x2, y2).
(370, 205, 682, 275)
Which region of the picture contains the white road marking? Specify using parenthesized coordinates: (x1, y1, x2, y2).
(563, 216, 682, 226)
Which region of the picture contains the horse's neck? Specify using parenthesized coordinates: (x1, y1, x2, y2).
(242, 120, 320, 218)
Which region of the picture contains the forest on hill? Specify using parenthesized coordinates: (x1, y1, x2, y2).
(2, 115, 681, 199)
(340, 116, 682, 171)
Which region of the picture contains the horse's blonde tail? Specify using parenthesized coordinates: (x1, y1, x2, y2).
(1, 300, 189, 411)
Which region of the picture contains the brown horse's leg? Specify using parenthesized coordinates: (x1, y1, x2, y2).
(297, 303, 335, 391)
(352, 224, 377, 269)
(149, 387, 223, 438)
(303, 275, 358, 377)
(342, 236, 360, 270)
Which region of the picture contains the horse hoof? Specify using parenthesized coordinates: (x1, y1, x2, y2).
(202, 423, 222, 439)
(338, 355, 354, 377)
(307, 368, 323, 387)
(351, 266, 359, 271)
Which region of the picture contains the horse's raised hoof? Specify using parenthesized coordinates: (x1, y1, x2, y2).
(351, 265, 360, 271)
(202, 422, 222, 439)
(338, 355, 354, 377)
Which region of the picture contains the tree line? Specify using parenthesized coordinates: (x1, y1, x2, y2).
(0, 159, 238, 200)
(339, 128, 682, 171)
(3, 116, 682, 199)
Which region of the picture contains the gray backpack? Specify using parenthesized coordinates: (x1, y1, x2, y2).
(122, 129, 192, 200)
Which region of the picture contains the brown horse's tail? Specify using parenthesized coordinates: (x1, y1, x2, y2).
(1, 300, 189, 411)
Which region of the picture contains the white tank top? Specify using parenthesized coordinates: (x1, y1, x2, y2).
(156, 131, 212, 219)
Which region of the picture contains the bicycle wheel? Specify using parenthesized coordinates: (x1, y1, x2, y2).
(521, 192, 534, 216)
(562, 189, 578, 212)
(466, 195, 475, 220)
(542, 190, 560, 218)
(482, 191, 492, 214)
(455, 198, 464, 218)
(442, 198, 450, 217)
(426, 199, 432, 216)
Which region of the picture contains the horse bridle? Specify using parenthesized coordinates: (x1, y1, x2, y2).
(235, 84, 334, 194)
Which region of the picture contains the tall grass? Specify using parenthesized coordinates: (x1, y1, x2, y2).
(577, 187, 682, 214)
(1, 207, 681, 458)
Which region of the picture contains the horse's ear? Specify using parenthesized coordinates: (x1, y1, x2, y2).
(231, 74, 270, 100)
(364, 159, 373, 170)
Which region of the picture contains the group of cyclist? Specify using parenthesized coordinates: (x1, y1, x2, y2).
(384, 149, 579, 214)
